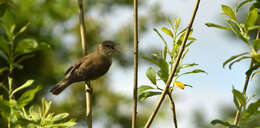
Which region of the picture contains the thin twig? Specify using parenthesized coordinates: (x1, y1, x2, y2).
(77, 0, 92, 128)
(144, 0, 200, 127)
(132, 0, 139, 127)
(233, 30, 260, 126)
(167, 93, 178, 128)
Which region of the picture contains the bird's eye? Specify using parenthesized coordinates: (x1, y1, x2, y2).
(105, 44, 114, 49)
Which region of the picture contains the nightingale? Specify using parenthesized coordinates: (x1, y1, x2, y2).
(50, 40, 118, 95)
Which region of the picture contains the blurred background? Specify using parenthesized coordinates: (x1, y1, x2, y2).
(0, 0, 259, 128)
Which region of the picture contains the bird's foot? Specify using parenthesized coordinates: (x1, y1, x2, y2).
(85, 87, 92, 93)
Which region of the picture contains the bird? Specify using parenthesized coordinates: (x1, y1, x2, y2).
(50, 40, 118, 95)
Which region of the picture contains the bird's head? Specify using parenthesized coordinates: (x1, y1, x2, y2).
(97, 40, 119, 56)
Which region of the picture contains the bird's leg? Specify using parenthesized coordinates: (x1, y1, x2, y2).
(85, 81, 92, 93)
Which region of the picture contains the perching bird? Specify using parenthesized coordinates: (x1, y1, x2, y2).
(50, 40, 118, 95)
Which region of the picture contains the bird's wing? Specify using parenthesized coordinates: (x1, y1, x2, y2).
(64, 56, 88, 75)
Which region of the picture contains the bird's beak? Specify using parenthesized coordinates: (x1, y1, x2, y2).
(113, 43, 120, 54)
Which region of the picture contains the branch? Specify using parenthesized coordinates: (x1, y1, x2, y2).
(233, 30, 260, 126)
(132, 0, 139, 127)
(77, 0, 92, 128)
(167, 93, 178, 128)
(144, 0, 201, 127)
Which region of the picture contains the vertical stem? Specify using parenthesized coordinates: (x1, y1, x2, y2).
(132, 0, 138, 127)
(233, 60, 253, 126)
(167, 93, 178, 128)
(233, 30, 259, 126)
(77, 0, 92, 128)
(144, 0, 200, 127)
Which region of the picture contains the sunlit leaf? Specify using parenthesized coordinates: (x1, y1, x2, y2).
(221, 5, 237, 20)
(17, 86, 41, 107)
(173, 81, 184, 89)
(205, 23, 231, 30)
(161, 27, 173, 37)
(138, 91, 161, 102)
(138, 85, 154, 94)
(16, 23, 30, 36)
(232, 88, 246, 108)
(248, 25, 260, 31)
(223, 52, 249, 68)
(245, 8, 258, 28)
(52, 113, 69, 122)
(174, 17, 181, 36)
(11, 80, 34, 97)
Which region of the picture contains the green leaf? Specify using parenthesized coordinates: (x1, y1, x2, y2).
(174, 17, 181, 37)
(37, 42, 51, 50)
(161, 27, 173, 37)
(251, 71, 260, 79)
(52, 113, 69, 122)
(138, 85, 154, 94)
(0, 95, 10, 117)
(153, 28, 168, 49)
(222, 5, 237, 20)
(142, 56, 158, 66)
(244, 99, 260, 120)
(15, 38, 38, 56)
(177, 69, 207, 79)
(233, 90, 240, 109)
(0, 50, 8, 61)
(245, 8, 258, 28)
(253, 39, 260, 51)
(158, 59, 169, 83)
(237, 0, 253, 12)
(0, 66, 8, 74)
(227, 20, 249, 43)
(228, 56, 251, 70)
(17, 86, 41, 107)
(138, 91, 161, 102)
(205, 23, 231, 30)
(11, 80, 34, 97)
(223, 52, 249, 68)
(16, 23, 30, 36)
(252, 52, 260, 64)
(248, 25, 260, 31)
(232, 88, 246, 108)
(211, 119, 237, 127)
(0, 35, 9, 54)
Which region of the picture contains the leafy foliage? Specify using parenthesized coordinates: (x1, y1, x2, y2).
(138, 18, 206, 101)
(207, 1, 260, 127)
(0, 8, 75, 128)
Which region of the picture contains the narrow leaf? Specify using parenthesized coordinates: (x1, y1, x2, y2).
(138, 85, 154, 94)
(17, 86, 41, 107)
(138, 91, 161, 102)
(205, 23, 231, 30)
(227, 20, 249, 43)
(161, 27, 173, 37)
(173, 81, 185, 89)
(244, 99, 260, 120)
(228, 56, 251, 70)
(11, 80, 34, 97)
(222, 5, 237, 20)
(223, 52, 249, 68)
(232, 88, 246, 108)
(52, 113, 69, 122)
(0, 50, 8, 61)
(251, 71, 260, 80)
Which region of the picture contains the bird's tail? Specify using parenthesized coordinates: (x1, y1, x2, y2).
(50, 78, 71, 95)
